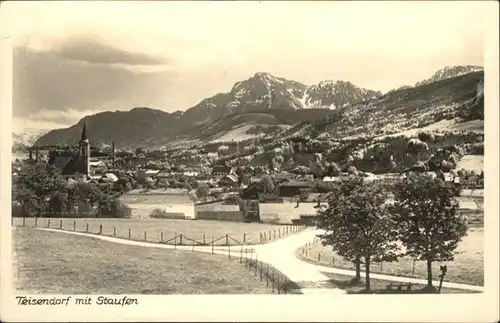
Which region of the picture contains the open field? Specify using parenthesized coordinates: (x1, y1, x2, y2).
(457, 154, 484, 173)
(12, 217, 294, 246)
(320, 273, 478, 294)
(297, 227, 483, 286)
(12, 227, 272, 294)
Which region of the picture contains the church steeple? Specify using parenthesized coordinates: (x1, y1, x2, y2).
(79, 121, 90, 176)
(81, 121, 88, 142)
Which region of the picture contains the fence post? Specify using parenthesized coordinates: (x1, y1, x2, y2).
(412, 259, 416, 277)
(269, 230, 271, 240)
(260, 261, 263, 281)
(243, 233, 246, 244)
(260, 233, 262, 243)
(85, 222, 88, 232)
(318, 253, 321, 263)
(144, 230, 147, 241)
(225, 234, 229, 246)
(255, 256, 258, 276)
(60, 220, 63, 229)
(47, 219, 51, 228)
(272, 267, 275, 293)
(211, 237, 214, 254)
(203, 233, 206, 245)
(180, 234, 183, 245)
(240, 246, 243, 263)
(245, 249, 248, 267)
(228, 244, 231, 259)
(192, 240, 195, 252)
(174, 232, 177, 248)
(160, 232, 163, 243)
(273, 230, 276, 239)
(73, 221, 76, 231)
(266, 264, 269, 286)
(99, 224, 103, 235)
(35, 217, 38, 228)
(128, 228, 131, 239)
(22, 217, 25, 227)
(380, 262, 383, 271)
(114, 226, 116, 237)
(279, 228, 281, 237)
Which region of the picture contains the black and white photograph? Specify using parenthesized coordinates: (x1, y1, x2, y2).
(1, 1, 498, 322)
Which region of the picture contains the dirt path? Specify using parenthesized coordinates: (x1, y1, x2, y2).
(38, 228, 484, 294)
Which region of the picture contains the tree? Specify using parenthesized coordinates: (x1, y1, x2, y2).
(196, 184, 210, 201)
(260, 175, 275, 194)
(310, 159, 326, 179)
(12, 162, 68, 217)
(391, 173, 467, 291)
(326, 162, 341, 177)
(316, 176, 399, 292)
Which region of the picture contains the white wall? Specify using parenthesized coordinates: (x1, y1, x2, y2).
(165, 203, 196, 219)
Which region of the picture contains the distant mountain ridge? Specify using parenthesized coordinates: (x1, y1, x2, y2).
(292, 70, 484, 140)
(387, 65, 484, 93)
(35, 72, 380, 147)
(12, 129, 49, 151)
(34, 66, 483, 148)
(303, 80, 381, 109)
(416, 65, 483, 87)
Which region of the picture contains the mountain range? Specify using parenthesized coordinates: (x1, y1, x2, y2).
(30, 65, 484, 149)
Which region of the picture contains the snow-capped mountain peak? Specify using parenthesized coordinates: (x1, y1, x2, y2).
(301, 80, 382, 110)
(416, 65, 483, 87)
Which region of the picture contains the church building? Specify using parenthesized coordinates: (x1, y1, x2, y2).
(47, 122, 91, 177)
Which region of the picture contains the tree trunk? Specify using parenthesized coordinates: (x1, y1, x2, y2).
(354, 256, 361, 282)
(426, 259, 433, 288)
(365, 256, 371, 292)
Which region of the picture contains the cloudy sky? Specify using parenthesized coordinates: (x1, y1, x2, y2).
(4, 1, 486, 132)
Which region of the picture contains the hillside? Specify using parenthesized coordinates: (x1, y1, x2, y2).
(35, 108, 184, 148)
(294, 70, 484, 139)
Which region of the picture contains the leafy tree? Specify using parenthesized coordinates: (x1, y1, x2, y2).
(260, 175, 275, 194)
(326, 162, 341, 176)
(310, 159, 326, 179)
(12, 162, 68, 216)
(196, 184, 210, 201)
(316, 176, 399, 292)
(391, 173, 467, 291)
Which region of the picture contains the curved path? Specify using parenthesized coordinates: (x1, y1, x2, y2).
(39, 228, 484, 294)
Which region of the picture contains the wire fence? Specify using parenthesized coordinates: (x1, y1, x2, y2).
(12, 216, 299, 294)
(238, 247, 296, 294)
(299, 236, 421, 278)
(12, 217, 307, 247)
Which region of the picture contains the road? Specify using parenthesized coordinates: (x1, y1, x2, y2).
(39, 227, 484, 294)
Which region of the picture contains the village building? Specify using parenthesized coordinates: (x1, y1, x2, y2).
(278, 180, 314, 197)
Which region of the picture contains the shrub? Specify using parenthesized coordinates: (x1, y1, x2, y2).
(150, 208, 168, 219)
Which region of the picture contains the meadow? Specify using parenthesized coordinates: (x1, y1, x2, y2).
(297, 227, 484, 286)
(12, 227, 273, 294)
(12, 217, 296, 246)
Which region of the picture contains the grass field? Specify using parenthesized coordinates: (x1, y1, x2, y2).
(12, 227, 272, 294)
(457, 155, 484, 173)
(321, 273, 478, 294)
(297, 228, 483, 286)
(12, 217, 294, 246)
